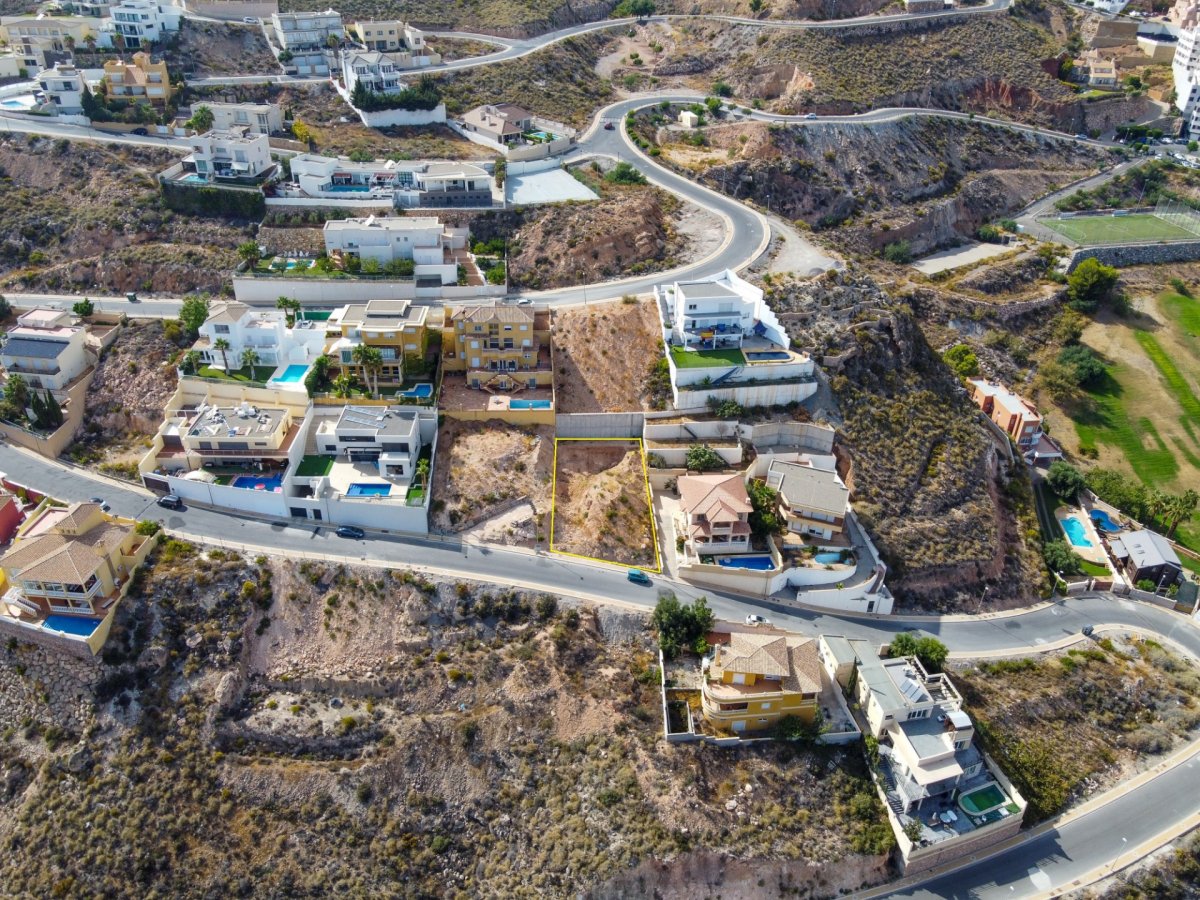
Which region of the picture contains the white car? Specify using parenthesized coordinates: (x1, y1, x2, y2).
(745, 614, 770, 627)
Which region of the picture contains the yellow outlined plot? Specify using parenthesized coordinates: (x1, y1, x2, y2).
(550, 437, 662, 573)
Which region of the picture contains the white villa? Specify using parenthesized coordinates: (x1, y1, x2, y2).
(184, 128, 274, 182)
(100, 0, 181, 48)
(200, 101, 284, 136)
(271, 9, 343, 74)
(36, 62, 88, 114)
(340, 49, 402, 95)
(322, 215, 467, 284)
(0, 308, 90, 391)
(654, 269, 816, 408)
(191, 301, 327, 376)
(312, 405, 421, 480)
(288, 153, 494, 207)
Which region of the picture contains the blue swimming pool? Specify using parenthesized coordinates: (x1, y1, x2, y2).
(273, 364, 309, 384)
(1062, 515, 1093, 549)
(813, 550, 845, 564)
(398, 383, 433, 399)
(1090, 509, 1121, 532)
(746, 351, 791, 361)
(231, 472, 285, 492)
(716, 555, 776, 571)
(42, 615, 101, 637)
(510, 399, 552, 409)
(347, 483, 391, 497)
(179, 173, 208, 184)
(326, 183, 369, 192)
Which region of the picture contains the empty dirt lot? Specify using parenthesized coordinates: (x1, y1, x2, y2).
(431, 419, 554, 534)
(553, 298, 662, 413)
(551, 440, 656, 567)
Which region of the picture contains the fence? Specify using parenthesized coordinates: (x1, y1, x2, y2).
(554, 411, 644, 438)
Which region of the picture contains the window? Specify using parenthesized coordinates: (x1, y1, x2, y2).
(213, 324, 230, 334)
(760, 702, 772, 711)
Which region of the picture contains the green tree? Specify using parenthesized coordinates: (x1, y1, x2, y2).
(1066, 258, 1119, 313)
(4, 373, 28, 412)
(942, 343, 979, 377)
(72, 298, 94, 317)
(1035, 360, 1084, 406)
(888, 632, 919, 658)
(240, 347, 260, 378)
(651, 593, 714, 658)
(178, 294, 210, 334)
(1057, 344, 1105, 385)
(352, 344, 383, 397)
(40, 390, 62, 428)
(28, 390, 45, 429)
(415, 456, 430, 492)
(605, 161, 647, 185)
(712, 80, 733, 97)
(237, 241, 261, 265)
(1043, 539, 1083, 575)
(915, 637, 948, 673)
(0, 295, 10, 319)
(331, 372, 354, 399)
(213, 338, 231, 373)
(685, 443, 724, 472)
(882, 241, 912, 264)
(613, 0, 655, 16)
(187, 104, 214, 133)
(181, 350, 201, 375)
(1045, 461, 1086, 501)
(1190, 140, 1199, 153)
(747, 479, 783, 538)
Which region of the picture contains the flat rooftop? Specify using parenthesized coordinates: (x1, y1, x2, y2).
(677, 280, 742, 302)
(186, 403, 287, 440)
(332, 300, 428, 328)
(331, 405, 419, 437)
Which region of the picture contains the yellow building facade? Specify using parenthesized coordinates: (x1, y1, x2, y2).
(327, 300, 429, 387)
(701, 631, 821, 733)
(440, 304, 552, 391)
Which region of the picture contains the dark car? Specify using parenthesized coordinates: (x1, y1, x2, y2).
(603, 121, 615, 130)
(157, 493, 182, 510)
(627, 569, 652, 586)
(336, 526, 366, 539)
(131, 128, 149, 136)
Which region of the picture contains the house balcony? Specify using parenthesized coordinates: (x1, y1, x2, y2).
(3, 362, 61, 376)
(20, 581, 102, 603)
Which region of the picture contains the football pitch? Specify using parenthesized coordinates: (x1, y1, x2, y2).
(1039, 213, 1200, 245)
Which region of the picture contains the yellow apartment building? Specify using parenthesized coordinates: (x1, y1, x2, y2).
(701, 630, 822, 733)
(102, 51, 172, 105)
(440, 304, 552, 391)
(326, 299, 429, 387)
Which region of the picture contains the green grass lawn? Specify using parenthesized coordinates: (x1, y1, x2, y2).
(295, 455, 334, 478)
(1078, 559, 1111, 577)
(1039, 214, 1200, 245)
(669, 347, 746, 369)
(1073, 367, 1182, 484)
(197, 366, 270, 384)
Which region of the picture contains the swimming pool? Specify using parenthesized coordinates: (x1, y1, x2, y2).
(397, 383, 433, 399)
(959, 783, 1007, 817)
(272, 364, 309, 384)
(347, 483, 391, 497)
(1062, 515, 1093, 549)
(178, 173, 208, 184)
(42, 615, 101, 638)
(1090, 508, 1121, 532)
(813, 550, 846, 565)
(746, 351, 791, 361)
(231, 472, 285, 492)
(326, 183, 369, 192)
(510, 399, 552, 409)
(716, 555, 776, 571)
(0, 97, 35, 110)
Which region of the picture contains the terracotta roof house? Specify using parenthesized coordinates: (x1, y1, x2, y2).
(460, 103, 534, 145)
(701, 630, 822, 733)
(678, 472, 752, 555)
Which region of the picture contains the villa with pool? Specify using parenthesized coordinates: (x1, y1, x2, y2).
(822, 637, 1028, 874)
(190, 300, 327, 391)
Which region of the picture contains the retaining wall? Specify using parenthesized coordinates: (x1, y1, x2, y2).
(676, 380, 818, 409)
(1066, 240, 1200, 271)
(232, 275, 504, 303)
(555, 411, 644, 438)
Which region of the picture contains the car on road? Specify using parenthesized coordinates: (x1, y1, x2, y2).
(131, 128, 148, 136)
(243, 15, 257, 22)
(90, 497, 111, 512)
(745, 614, 770, 627)
(603, 121, 615, 130)
(125, 292, 139, 302)
(516, 297, 532, 305)
(1075, 133, 1089, 140)
(335, 525, 365, 539)
(627, 569, 652, 586)
(1082, 624, 1095, 637)
(157, 494, 182, 510)
(804, 113, 818, 120)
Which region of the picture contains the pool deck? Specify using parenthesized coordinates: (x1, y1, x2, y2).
(439, 375, 555, 413)
(327, 458, 409, 500)
(1054, 506, 1109, 564)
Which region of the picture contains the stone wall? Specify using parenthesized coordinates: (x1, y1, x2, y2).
(1066, 240, 1200, 271)
(0, 640, 99, 733)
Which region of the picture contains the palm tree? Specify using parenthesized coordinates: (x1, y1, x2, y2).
(213, 338, 231, 374)
(415, 457, 429, 492)
(332, 373, 354, 399)
(276, 295, 301, 325)
(363, 346, 383, 398)
(181, 350, 201, 375)
(351, 344, 383, 397)
(241, 347, 260, 380)
(1167, 490, 1200, 538)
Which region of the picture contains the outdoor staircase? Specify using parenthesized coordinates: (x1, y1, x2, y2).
(710, 366, 742, 386)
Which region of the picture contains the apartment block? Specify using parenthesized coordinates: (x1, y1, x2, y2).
(1, 14, 103, 71)
(326, 299, 429, 386)
(184, 128, 274, 182)
(440, 304, 552, 391)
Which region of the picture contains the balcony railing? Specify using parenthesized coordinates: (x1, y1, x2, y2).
(4, 363, 61, 376)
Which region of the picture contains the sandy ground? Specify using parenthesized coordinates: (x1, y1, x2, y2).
(911, 240, 1022, 276)
(431, 420, 554, 532)
(674, 201, 725, 268)
(552, 299, 663, 413)
(552, 440, 656, 566)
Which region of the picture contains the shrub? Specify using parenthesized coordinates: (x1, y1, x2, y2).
(651, 593, 714, 658)
(887, 633, 948, 671)
(1066, 258, 1119, 313)
(1043, 539, 1083, 575)
(942, 343, 979, 377)
(1057, 344, 1105, 386)
(1045, 461, 1086, 501)
(684, 444, 724, 472)
(1136, 578, 1157, 592)
(605, 161, 647, 185)
(134, 520, 162, 536)
(882, 241, 912, 264)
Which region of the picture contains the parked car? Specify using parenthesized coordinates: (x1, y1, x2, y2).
(1074, 133, 1089, 140)
(335, 525, 365, 539)
(745, 614, 769, 627)
(804, 113, 818, 120)
(1082, 624, 1095, 637)
(157, 493, 182, 510)
(131, 128, 148, 136)
(627, 569, 652, 586)
(89, 497, 111, 512)
(243, 15, 258, 22)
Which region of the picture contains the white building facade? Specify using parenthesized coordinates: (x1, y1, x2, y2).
(201, 101, 283, 135)
(0, 308, 90, 391)
(193, 301, 327, 369)
(185, 129, 273, 181)
(101, 0, 182, 48)
(322, 215, 466, 284)
(37, 62, 88, 114)
(1176, 3, 1200, 133)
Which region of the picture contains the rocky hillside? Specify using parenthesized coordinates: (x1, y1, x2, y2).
(650, 116, 1104, 257)
(282, 0, 614, 37)
(0, 137, 247, 295)
(68, 320, 183, 479)
(0, 545, 894, 897)
(767, 272, 1045, 609)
